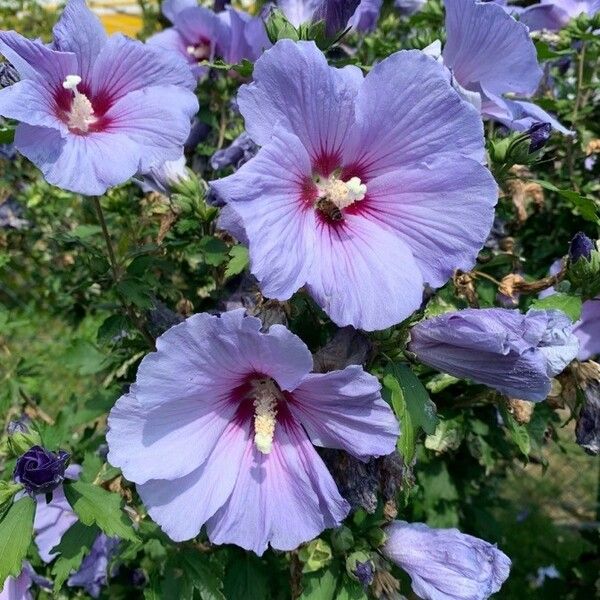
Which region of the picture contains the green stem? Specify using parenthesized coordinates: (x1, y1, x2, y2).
(92, 196, 156, 351)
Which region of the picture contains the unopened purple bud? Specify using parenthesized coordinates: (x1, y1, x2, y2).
(527, 122, 552, 153)
(313, 0, 361, 37)
(14, 446, 70, 496)
(569, 232, 594, 263)
(353, 560, 374, 587)
(7, 416, 31, 435)
(210, 133, 258, 171)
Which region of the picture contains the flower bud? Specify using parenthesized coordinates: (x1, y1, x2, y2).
(265, 9, 300, 44)
(298, 538, 333, 573)
(6, 417, 42, 456)
(13, 445, 70, 496)
(566, 234, 600, 299)
(346, 551, 375, 588)
(569, 232, 594, 263)
(527, 122, 552, 154)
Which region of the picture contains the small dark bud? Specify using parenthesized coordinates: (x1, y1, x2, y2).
(569, 232, 594, 263)
(346, 552, 375, 588)
(527, 122, 552, 153)
(132, 568, 148, 588)
(312, 0, 360, 38)
(14, 446, 70, 496)
(210, 132, 258, 171)
(0, 61, 19, 88)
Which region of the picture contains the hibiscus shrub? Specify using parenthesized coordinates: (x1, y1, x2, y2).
(0, 0, 599, 599)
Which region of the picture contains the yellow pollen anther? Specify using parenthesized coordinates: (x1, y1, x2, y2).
(250, 379, 282, 455)
(317, 175, 367, 210)
(62, 74, 96, 133)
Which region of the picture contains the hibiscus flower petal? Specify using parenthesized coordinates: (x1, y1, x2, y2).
(289, 365, 398, 459)
(137, 419, 250, 542)
(206, 415, 349, 555)
(363, 156, 498, 288)
(306, 214, 423, 330)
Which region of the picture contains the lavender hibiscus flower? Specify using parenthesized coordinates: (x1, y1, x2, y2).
(0, 563, 51, 600)
(519, 0, 600, 31)
(437, 0, 569, 133)
(409, 308, 579, 401)
(211, 40, 496, 331)
(148, 0, 269, 79)
(0, 0, 198, 196)
(382, 521, 511, 600)
(107, 309, 398, 554)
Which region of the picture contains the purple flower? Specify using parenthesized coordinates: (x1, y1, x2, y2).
(14, 446, 70, 496)
(149, 0, 268, 79)
(441, 0, 569, 133)
(210, 131, 258, 170)
(409, 308, 579, 401)
(0, 0, 198, 195)
(280, 0, 380, 32)
(67, 534, 119, 598)
(107, 309, 398, 554)
(211, 40, 496, 331)
(569, 232, 594, 262)
(137, 155, 188, 195)
(520, 0, 600, 31)
(0, 563, 51, 600)
(382, 521, 511, 600)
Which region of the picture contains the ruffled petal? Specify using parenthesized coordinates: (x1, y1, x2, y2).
(289, 365, 398, 459)
(162, 0, 198, 22)
(363, 156, 498, 288)
(52, 0, 107, 82)
(237, 40, 361, 162)
(130, 311, 313, 411)
(342, 50, 485, 177)
(206, 414, 349, 555)
(104, 85, 198, 172)
(136, 419, 250, 541)
(278, 0, 322, 26)
(574, 299, 600, 361)
(91, 34, 196, 105)
(0, 31, 77, 85)
(34, 489, 78, 563)
(519, 4, 571, 31)
(106, 388, 237, 484)
(210, 129, 316, 300)
(443, 0, 541, 98)
(14, 124, 139, 195)
(0, 80, 67, 132)
(306, 214, 424, 330)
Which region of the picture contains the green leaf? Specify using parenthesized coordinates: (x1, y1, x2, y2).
(179, 550, 225, 600)
(299, 563, 340, 600)
(425, 417, 465, 453)
(199, 236, 229, 267)
(116, 278, 153, 309)
(336, 576, 368, 600)
(383, 363, 439, 461)
(0, 482, 23, 520)
(224, 245, 249, 279)
(425, 373, 460, 394)
(534, 179, 600, 223)
(530, 292, 582, 321)
(223, 553, 269, 600)
(0, 125, 15, 145)
(63, 481, 138, 542)
(62, 339, 108, 375)
(50, 522, 99, 591)
(499, 404, 531, 458)
(0, 497, 35, 589)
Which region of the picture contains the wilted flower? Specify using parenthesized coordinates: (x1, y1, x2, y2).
(382, 521, 511, 600)
(0, 0, 198, 195)
(210, 132, 259, 170)
(148, 0, 268, 78)
(0, 61, 18, 88)
(409, 308, 579, 401)
(14, 446, 70, 496)
(107, 309, 398, 554)
(574, 361, 600, 455)
(440, 0, 569, 133)
(211, 40, 496, 330)
(67, 534, 119, 598)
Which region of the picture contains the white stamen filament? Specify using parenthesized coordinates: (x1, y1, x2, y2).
(250, 379, 281, 454)
(62, 74, 97, 133)
(317, 175, 367, 210)
(186, 43, 210, 61)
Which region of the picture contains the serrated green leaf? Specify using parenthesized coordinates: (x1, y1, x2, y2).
(63, 481, 138, 542)
(336, 576, 368, 600)
(0, 497, 35, 589)
(224, 245, 249, 279)
(425, 417, 465, 453)
(500, 404, 531, 458)
(50, 522, 99, 591)
(534, 180, 599, 223)
(199, 236, 229, 267)
(530, 292, 582, 321)
(383, 363, 438, 461)
(179, 550, 225, 600)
